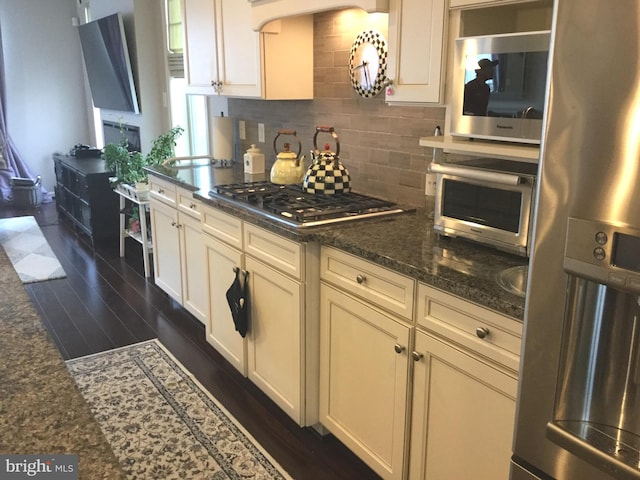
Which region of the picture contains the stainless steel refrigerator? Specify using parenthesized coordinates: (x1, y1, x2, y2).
(511, 0, 640, 479)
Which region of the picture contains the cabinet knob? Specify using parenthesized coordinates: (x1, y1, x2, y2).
(171, 220, 176, 227)
(211, 80, 223, 93)
(411, 351, 424, 362)
(475, 326, 490, 339)
(356, 274, 367, 284)
(394, 344, 406, 354)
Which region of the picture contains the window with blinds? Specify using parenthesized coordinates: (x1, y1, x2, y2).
(166, 0, 184, 77)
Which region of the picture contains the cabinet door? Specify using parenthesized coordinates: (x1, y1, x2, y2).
(150, 199, 182, 302)
(409, 330, 517, 480)
(320, 284, 410, 480)
(179, 213, 206, 323)
(217, 0, 262, 97)
(385, 0, 447, 104)
(203, 234, 246, 374)
(245, 255, 303, 424)
(182, 0, 219, 91)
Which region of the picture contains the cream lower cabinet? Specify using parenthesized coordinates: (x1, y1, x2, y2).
(409, 331, 517, 480)
(201, 205, 320, 426)
(320, 285, 411, 480)
(319, 247, 521, 480)
(385, 0, 447, 105)
(410, 284, 521, 480)
(320, 246, 415, 480)
(203, 234, 245, 373)
(150, 198, 182, 301)
(244, 254, 303, 421)
(149, 176, 206, 323)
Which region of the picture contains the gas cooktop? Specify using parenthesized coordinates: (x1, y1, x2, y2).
(209, 181, 407, 228)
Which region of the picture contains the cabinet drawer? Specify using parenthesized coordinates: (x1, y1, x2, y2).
(200, 205, 243, 250)
(148, 176, 177, 207)
(243, 223, 303, 280)
(416, 283, 522, 372)
(177, 187, 201, 220)
(320, 247, 415, 320)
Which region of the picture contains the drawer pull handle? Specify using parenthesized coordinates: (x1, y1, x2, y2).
(394, 344, 405, 354)
(476, 327, 490, 339)
(171, 221, 176, 227)
(356, 274, 367, 284)
(189, 202, 197, 209)
(158, 188, 164, 194)
(411, 351, 424, 362)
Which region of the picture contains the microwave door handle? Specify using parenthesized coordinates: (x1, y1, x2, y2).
(429, 163, 523, 186)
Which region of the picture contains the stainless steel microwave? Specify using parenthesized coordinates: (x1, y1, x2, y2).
(430, 159, 538, 257)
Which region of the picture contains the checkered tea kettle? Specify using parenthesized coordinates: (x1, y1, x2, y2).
(303, 126, 351, 194)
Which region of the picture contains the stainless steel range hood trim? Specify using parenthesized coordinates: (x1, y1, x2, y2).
(250, 0, 389, 31)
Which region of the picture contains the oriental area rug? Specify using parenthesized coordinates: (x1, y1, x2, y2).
(0, 215, 66, 283)
(66, 339, 292, 480)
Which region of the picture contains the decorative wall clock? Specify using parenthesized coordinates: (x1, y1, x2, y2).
(348, 30, 388, 98)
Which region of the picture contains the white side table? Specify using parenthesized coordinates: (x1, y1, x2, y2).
(114, 184, 152, 278)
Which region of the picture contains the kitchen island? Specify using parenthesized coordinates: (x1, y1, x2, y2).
(0, 248, 126, 479)
(146, 163, 527, 319)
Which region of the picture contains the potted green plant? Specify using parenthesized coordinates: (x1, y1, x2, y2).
(103, 125, 184, 199)
(145, 126, 184, 168)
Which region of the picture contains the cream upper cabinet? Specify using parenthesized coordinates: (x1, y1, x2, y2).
(249, 0, 389, 30)
(450, 0, 539, 8)
(182, 0, 313, 99)
(385, 0, 447, 105)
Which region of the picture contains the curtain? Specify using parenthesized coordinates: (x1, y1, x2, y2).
(0, 22, 50, 203)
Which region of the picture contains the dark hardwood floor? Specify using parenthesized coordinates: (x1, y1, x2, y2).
(0, 201, 380, 480)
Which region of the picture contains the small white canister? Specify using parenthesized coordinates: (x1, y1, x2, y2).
(243, 144, 265, 174)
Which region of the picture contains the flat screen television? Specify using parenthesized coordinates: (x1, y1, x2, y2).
(103, 121, 140, 152)
(450, 30, 551, 145)
(78, 13, 140, 113)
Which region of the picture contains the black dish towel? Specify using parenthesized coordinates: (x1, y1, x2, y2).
(226, 268, 249, 337)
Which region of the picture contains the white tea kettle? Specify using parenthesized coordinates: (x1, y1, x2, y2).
(303, 126, 351, 194)
(270, 130, 305, 185)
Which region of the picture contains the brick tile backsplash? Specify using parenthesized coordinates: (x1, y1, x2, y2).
(228, 9, 445, 207)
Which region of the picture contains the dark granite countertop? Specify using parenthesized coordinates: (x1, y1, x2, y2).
(146, 163, 527, 319)
(0, 249, 126, 479)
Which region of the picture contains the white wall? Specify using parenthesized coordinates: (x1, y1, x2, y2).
(87, 0, 171, 152)
(0, 0, 92, 192)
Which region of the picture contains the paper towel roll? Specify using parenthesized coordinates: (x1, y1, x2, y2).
(210, 116, 233, 161)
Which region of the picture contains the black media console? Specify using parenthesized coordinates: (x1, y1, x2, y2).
(53, 154, 119, 247)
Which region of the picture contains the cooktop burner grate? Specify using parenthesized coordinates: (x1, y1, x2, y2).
(210, 181, 406, 227)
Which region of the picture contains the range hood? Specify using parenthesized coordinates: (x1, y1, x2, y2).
(250, 0, 389, 30)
